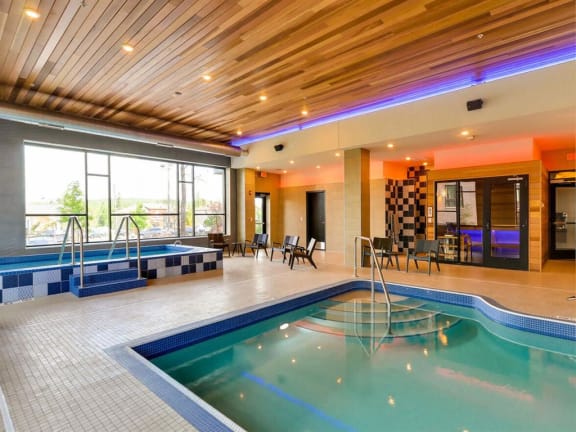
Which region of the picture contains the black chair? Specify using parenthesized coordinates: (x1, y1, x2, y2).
(270, 235, 299, 263)
(245, 233, 269, 258)
(207, 232, 230, 257)
(406, 239, 440, 275)
(363, 237, 401, 270)
(289, 237, 317, 270)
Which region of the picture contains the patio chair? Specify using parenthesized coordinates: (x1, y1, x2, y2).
(406, 239, 440, 275)
(245, 233, 269, 258)
(207, 232, 230, 257)
(289, 237, 317, 270)
(270, 235, 299, 263)
(363, 237, 400, 270)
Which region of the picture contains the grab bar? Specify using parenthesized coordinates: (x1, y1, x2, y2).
(353, 236, 391, 305)
(58, 216, 85, 288)
(108, 216, 142, 278)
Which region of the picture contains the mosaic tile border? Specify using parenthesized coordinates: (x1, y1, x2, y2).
(0, 246, 222, 304)
(112, 279, 575, 432)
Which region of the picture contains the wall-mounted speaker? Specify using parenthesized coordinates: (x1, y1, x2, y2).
(466, 99, 483, 111)
(274, 144, 284, 152)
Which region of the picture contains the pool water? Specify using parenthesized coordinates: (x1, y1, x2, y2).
(151, 292, 576, 432)
(0, 245, 203, 271)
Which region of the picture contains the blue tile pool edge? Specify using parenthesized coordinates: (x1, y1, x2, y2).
(108, 279, 576, 432)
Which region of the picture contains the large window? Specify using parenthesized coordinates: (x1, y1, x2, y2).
(24, 144, 226, 246)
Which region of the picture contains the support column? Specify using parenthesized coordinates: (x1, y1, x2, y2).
(236, 168, 256, 242)
(344, 148, 370, 266)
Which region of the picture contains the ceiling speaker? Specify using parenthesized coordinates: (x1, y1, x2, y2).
(466, 99, 483, 111)
(274, 144, 284, 152)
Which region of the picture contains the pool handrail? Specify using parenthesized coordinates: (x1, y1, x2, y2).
(353, 236, 391, 306)
(58, 216, 85, 288)
(108, 216, 142, 278)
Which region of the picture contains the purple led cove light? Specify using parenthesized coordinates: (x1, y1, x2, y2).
(231, 48, 575, 147)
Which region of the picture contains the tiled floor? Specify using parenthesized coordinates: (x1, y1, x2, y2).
(0, 253, 574, 431)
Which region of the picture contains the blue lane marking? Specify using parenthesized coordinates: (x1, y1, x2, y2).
(242, 371, 357, 432)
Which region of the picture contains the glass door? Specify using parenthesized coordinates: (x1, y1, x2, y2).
(550, 175, 576, 259)
(254, 193, 268, 235)
(483, 175, 528, 270)
(435, 176, 528, 269)
(436, 180, 484, 264)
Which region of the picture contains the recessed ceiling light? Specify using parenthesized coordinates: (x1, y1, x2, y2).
(405, 156, 411, 161)
(477, 33, 484, 39)
(289, 160, 294, 164)
(24, 9, 40, 19)
(283, 170, 287, 174)
(387, 143, 394, 148)
(202, 74, 212, 81)
(121, 44, 134, 53)
(460, 130, 470, 136)
(236, 129, 242, 136)
(259, 95, 267, 101)
(423, 162, 428, 166)
(335, 152, 340, 157)
(301, 109, 308, 116)
(316, 165, 320, 169)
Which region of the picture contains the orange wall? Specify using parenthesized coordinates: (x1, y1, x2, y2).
(541, 148, 576, 172)
(434, 139, 538, 170)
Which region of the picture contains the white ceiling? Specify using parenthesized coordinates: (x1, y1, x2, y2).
(233, 61, 576, 174)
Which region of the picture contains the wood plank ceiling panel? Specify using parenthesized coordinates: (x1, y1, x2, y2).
(0, 0, 574, 146)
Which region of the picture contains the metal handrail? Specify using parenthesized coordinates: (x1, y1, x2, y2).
(58, 216, 85, 288)
(107, 216, 142, 278)
(353, 236, 391, 305)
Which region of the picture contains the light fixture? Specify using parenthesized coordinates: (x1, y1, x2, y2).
(24, 9, 40, 19)
(405, 156, 411, 161)
(387, 142, 394, 148)
(301, 108, 308, 116)
(202, 73, 212, 81)
(460, 130, 470, 136)
(289, 160, 294, 164)
(316, 165, 320, 169)
(282, 170, 287, 174)
(279, 323, 289, 330)
(121, 44, 134, 53)
(236, 129, 243, 136)
(335, 152, 341, 157)
(259, 95, 267, 101)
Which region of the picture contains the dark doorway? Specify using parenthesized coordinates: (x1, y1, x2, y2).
(306, 191, 326, 250)
(255, 193, 268, 235)
(550, 171, 576, 259)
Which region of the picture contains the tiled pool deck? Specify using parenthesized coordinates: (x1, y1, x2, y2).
(0, 253, 574, 431)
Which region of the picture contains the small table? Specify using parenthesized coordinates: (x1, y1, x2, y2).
(231, 242, 245, 256)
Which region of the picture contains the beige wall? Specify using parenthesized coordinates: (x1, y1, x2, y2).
(370, 178, 388, 237)
(281, 182, 344, 255)
(255, 173, 282, 245)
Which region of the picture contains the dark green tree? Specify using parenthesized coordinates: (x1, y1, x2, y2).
(58, 181, 85, 225)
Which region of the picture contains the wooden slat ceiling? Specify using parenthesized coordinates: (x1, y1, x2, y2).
(0, 0, 574, 148)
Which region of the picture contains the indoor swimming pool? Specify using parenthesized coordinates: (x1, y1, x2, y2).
(0, 244, 222, 304)
(118, 281, 576, 432)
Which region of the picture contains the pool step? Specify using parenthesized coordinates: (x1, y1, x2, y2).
(298, 298, 460, 338)
(69, 268, 147, 298)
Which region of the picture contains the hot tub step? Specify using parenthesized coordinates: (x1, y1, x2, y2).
(69, 268, 147, 298)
